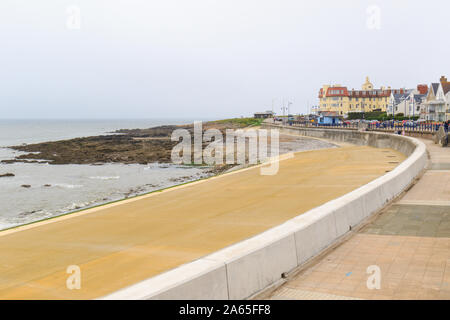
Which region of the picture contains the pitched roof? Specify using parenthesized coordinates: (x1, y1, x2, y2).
(392, 93, 409, 104)
(349, 88, 409, 98)
(441, 82, 450, 95)
(319, 85, 409, 99)
(325, 87, 349, 97)
(431, 83, 440, 95)
(412, 94, 426, 103)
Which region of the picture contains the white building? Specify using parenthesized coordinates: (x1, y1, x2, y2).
(446, 92, 450, 121)
(388, 90, 413, 117)
(405, 93, 426, 118)
(422, 76, 450, 122)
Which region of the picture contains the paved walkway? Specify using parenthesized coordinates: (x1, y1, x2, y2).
(267, 139, 450, 300)
(0, 146, 401, 299)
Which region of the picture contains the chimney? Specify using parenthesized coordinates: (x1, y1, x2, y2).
(440, 76, 448, 84)
(417, 84, 428, 95)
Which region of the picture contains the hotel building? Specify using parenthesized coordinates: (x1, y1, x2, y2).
(318, 77, 407, 116)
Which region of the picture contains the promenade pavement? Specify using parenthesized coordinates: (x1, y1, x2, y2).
(267, 139, 450, 300)
(0, 145, 401, 299)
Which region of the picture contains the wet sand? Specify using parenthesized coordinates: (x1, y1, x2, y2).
(0, 145, 405, 299)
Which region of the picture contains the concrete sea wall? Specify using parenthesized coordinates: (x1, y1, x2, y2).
(102, 125, 427, 300)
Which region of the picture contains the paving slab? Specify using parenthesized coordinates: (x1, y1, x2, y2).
(267, 138, 450, 300)
(401, 171, 450, 203)
(361, 204, 450, 238)
(268, 233, 450, 300)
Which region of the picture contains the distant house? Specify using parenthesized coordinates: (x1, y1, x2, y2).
(254, 111, 274, 119)
(441, 78, 450, 121)
(388, 92, 409, 116)
(422, 76, 450, 121)
(387, 85, 426, 118)
(446, 91, 450, 121)
(317, 111, 342, 125)
(407, 93, 426, 118)
(422, 82, 440, 121)
(388, 88, 417, 116)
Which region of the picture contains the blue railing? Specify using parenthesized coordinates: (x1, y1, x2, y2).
(288, 121, 448, 133)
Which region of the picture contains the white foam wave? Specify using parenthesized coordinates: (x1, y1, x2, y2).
(53, 183, 84, 189)
(0, 222, 14, 231)
(88, 176, 120, 180)
(62, 202, 90, 212)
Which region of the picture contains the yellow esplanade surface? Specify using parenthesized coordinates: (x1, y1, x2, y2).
(0, 146, 405, 299)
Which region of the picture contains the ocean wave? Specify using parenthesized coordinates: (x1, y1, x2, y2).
(62, 202, 91, 212)
(0, 221, 14, 231)
(1, 209, 54, 230)
(53, 183, 84, 189)
(88, 176, 120, 180)
(144, 163, 170, 170)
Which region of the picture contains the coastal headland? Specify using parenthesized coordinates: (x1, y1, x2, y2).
(2, 119, 263, 167)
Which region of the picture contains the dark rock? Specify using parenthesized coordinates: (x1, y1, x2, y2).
(21, 184, 31, 188)
(5, 121, 253, 166)
(0, 160, 15, 164)
(0, 173, 15, 178)
(43, 184, 52, 187)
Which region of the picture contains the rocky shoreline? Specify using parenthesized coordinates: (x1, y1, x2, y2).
(0, 120, 338, 230)
(1, 119, 337, 177)
(1, 120, 258, 175)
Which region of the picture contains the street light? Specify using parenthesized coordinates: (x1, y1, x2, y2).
(288, 102, 293, 125)
(281, 99, 288, 126)
(361, 99, 365, 120)
(392, 95, 395, 119)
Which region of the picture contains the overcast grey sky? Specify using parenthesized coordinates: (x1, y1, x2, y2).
(0, 0, 448, 119)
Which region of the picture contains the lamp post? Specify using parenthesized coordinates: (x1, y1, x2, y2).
(362, 99, 365, 120)
(281, 99, 288, 126)
(409, 95, 413, 120)
(288, 101, 293, 125)
(392, 98, 395, 119)
(392, 95, 396, 128)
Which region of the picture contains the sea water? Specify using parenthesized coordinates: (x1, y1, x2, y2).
(0, 119, 336, 230)
(0, 119, 209, 230)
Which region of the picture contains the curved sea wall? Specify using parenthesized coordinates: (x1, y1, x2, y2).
(102, 125, 427, 300)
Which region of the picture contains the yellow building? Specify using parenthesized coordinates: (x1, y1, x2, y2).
(318, 77, 405, 116)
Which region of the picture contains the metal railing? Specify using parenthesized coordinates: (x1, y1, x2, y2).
(287, 121, 448, 134)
